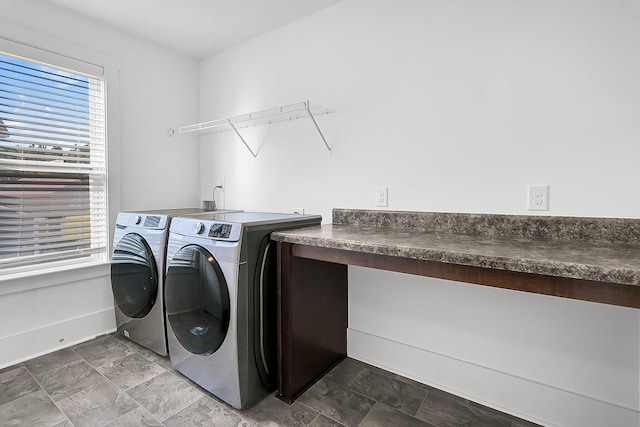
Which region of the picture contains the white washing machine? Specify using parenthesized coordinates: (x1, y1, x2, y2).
(164, 212, 322, 409)
(110, 208, 239, 356)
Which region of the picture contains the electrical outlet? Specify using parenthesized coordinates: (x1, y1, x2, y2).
(291, 208, 305, 214)
(375, 187, 388, 207)
(528, 185, 549, 211)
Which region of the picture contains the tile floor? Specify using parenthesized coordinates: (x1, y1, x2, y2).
(0, 333, 540, 427)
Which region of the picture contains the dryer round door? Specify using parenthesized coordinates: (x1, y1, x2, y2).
(165, 244, 230, 355)
(111, 233, 158, 319)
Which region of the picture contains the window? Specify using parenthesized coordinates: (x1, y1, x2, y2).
(0, 47, 107, 275)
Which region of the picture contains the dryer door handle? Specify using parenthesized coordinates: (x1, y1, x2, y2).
(258, 241, 274, 376)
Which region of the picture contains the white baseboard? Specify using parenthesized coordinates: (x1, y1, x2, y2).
(0, 308, 116, 369)
(347, 328, 639, 427)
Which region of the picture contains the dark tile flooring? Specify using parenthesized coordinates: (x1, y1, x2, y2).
(0, 333, 540, 426)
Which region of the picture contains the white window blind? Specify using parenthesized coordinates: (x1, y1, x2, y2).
(0, 49, 107, 273)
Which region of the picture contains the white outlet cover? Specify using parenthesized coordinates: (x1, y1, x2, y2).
(527, 185, 549, 211)
(375, 187, 388, 207)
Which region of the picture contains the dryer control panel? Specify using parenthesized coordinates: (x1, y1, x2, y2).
(116, 212, 169, 230)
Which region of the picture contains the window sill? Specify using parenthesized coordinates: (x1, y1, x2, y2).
(0, 261, 111, 296)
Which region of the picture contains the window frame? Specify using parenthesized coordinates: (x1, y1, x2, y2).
(0, 33, 117, 281)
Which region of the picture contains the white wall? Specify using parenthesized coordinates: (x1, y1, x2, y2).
(198, 1, 640, 426)
(0, 0, 200, 367)
(348, 268, 640, 427)
(199, 0, 640, 219)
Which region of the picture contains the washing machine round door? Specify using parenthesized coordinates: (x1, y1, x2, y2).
(111, 233, 158, 319)
(165, 245, 230, 355)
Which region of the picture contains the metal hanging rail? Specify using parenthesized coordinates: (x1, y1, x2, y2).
(171, 100, 334, 157)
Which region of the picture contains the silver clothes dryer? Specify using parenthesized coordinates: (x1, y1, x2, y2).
(164, 212, 321, 409)
(110, 208, 239, 356)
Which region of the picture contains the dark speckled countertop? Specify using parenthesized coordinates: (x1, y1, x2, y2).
(271, 208, 640, 287)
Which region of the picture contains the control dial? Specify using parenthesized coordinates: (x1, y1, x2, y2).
(134, 215, 142, 225)
(195, 222, 206, 234)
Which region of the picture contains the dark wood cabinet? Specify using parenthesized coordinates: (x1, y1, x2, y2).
(276, 242, 348, 403)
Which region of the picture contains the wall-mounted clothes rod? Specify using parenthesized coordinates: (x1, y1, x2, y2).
(169, 100, 334, 157)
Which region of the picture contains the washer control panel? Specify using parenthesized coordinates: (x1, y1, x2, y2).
(169, 217, 242, 242)
(209, 223, 233, 239)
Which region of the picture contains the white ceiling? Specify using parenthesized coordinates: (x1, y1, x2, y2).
(48, 0, 343, 59)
